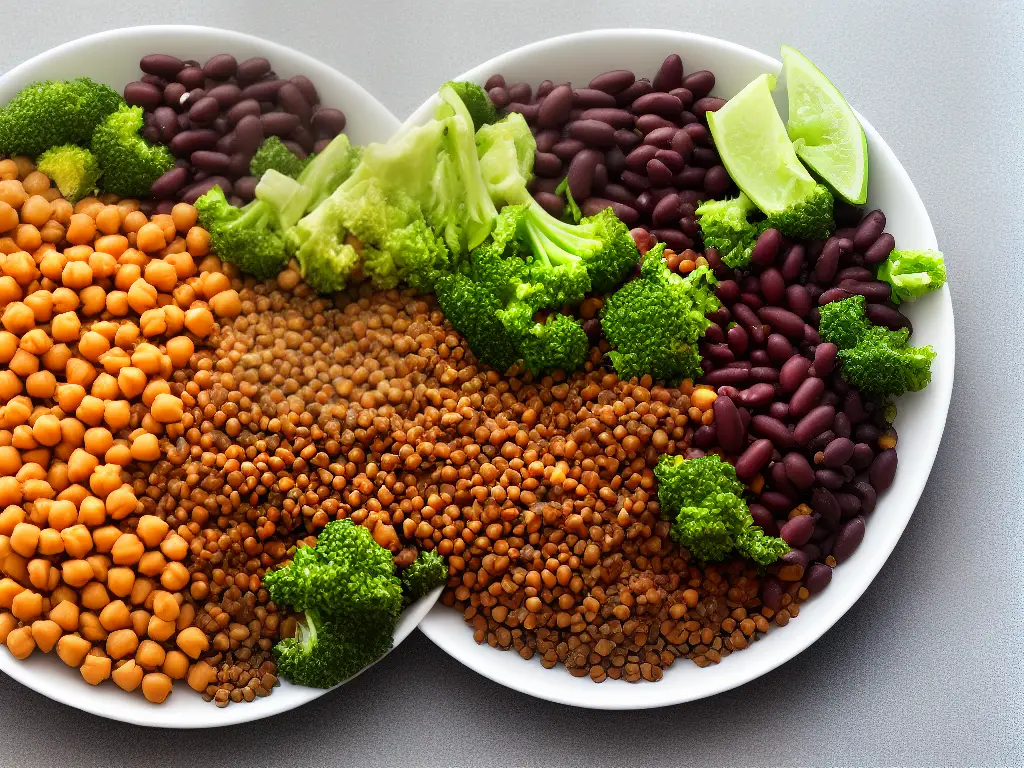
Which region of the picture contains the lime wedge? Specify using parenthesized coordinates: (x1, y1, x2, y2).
(781, 44, 868, 205)
(707, 74, 818, 215)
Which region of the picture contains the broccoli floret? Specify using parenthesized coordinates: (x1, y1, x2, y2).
(654, 454, 787, 565)
(695, 193, 763, 268)
(601, 245, 720, 385)
(838, 326, 936, 396)
(90, 105, 174, 198)
(195, 185, 288, 279)
(476, 112, 535, 207)
(517, 313, 590, 375)
(36, 145, 101, 203)
(401, 550, 449, 602)
(817, 295, 872, 349)
(0, 77, 123, 156)
(250, 136, 308, 179)
(762, 183, 835, 241)
(876, 249, 946, 304)
(434, 272, 521, 372)
(265, 519, 403, 689)
(442, 81, 498, 131)
(555, 177, 582, 223)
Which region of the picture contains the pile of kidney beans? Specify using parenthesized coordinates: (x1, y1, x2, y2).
(122, 53, 348, 210)
(485, 54, 734, 252)
(691, 203, 911, 607)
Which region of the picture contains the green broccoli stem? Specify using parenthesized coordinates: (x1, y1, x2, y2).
(523, 199, 601, 261)
(439, 85, 497, 250)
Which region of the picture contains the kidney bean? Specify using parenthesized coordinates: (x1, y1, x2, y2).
(750, 267, 784, 305)
(812, 470, 844, 493)
(188, 95, 220, 125)
(869, 448, 898, 492)
(123, 80, 161, 111)
(642, 158, 670, 187)
(190, 150, 232, 173)
(644, 54, 681, 92)
(615, 78, 653, 106)
(814, 236, 845, 283)
(583, 198, 639, 225)
(311, 108, 346, 139)
(642, 193, 678, 226)
(822, 436, 854, 468)
(747, 504, 778, 537)
(168, 128, 221, 157)
(760, 491, 795, 516)
(832, 412, 852, 440)
(566, 149, 602, 200)
(224, 98, 260, 125)
(863, 306, 914, 337)
(804, 324, 821, 345)
(141, 53, 184, 78)
(259, 111, 300, 137)
(229, 114, 264, 156)
(566, 119, 614, 148)
(697, 165, 726, 197)
(573, 108, 631, 132)
(692, 424, 717, 449)
(140, 73, 168, 91)
(272, 83, 309, 124)
(534, 83, 571, 128)
(233, 56, 270, 85)
(838, 280, 892, 303)
(717, 386, 742, 403)
(804, 563, 833, 595)
(789, 376, 824, 420)
(811, 487, 841, 528)
(588, 69, 634, 94)
(532, 192, 564, 217)
(780, 245, 806, 282)
(779, 355, 812, 394)
(760, 576, 785, 610)
(527, 129, 557, 154)
(161, 82, 186, 109)
(717, 323, 747, 356)
(633, 114, 673, 135)
(794, 405, 836, 445)
(653, 229, 692, 251)
(852, 210, 885, 250)
(728, 302, 756, 330)
(624, 144, 657, 173)
(181, 176, 230, 204)
(767, 401, 789, 421)
(709, 396, 743, 453)
(768, 459, 796, 493)
(149, 166, 189, 199)
(567, 88, 614, 110)
(757, 306, 805, 339)
(486, 87, 509, 109)
(676, 70, 712, 98)
(594, 186, 634, 214)
(778, 514, 813, 547)
(738, 293, 762, 312)
(833, 266, 870, 283)
(502, 82, 531, 104)
(666, 167, 701, 191)
(851, 479, 877, 515)
(636, 127, 672, 150)
(809, 344, 837, 378)
(762, 334, 794, 366)
(853, 423, 880, 446)
(608, 131, 638, 156)
(738, 382, 775, 408)
(781, 452, 813, 490)
(831, 516, 865, 564)
(230, 175, 257, 202)
(733, 439, 772, 482)
(751, 415, 796, 448)
(631, 92, 683, 118)
(176, 66, 206, 90)
(705, 343, 735, 364)
(530, 151, 561, 178)
(197, 53, 235, 81)
(846, 444, 873, 474)
(779, 548, 809, 578)
(543, 140, 581, 164)
(649, 150, 683, 174)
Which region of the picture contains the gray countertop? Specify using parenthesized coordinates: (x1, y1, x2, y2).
(1, 1, 1021, 766)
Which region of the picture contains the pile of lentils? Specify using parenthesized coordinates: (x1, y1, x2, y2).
(485, 54, 734, 253)
(122, 53, 348, 209)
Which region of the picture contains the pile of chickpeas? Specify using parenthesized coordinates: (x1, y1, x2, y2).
(0, 154, 243, 703)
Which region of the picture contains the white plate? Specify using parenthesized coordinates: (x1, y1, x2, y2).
(0, 25, 440, 729)
(409, 29, 955, 710)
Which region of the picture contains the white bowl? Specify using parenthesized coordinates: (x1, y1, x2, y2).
(408, 29, 955, 710)
(0, 25, 435, 729)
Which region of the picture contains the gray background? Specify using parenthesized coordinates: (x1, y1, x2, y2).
(1, 1, 1021, 766)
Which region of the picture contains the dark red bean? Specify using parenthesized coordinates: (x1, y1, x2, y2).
(648, 193, 680, 226)
(833, 517, 865, 563)
(869, 449, 898, 491)
(240, 79, 284, 103)
(691, 148, 720, 168)
(815, 470, 845, 492)
(760, 491, 796, 516)
(681, 70, 715, 98)
(202, 53, 237, 81)
(653, 229, 692, 251)
(814, 236, 845, 283)
(715, 279, 739, 302)
(507, 82, 532, 104)
(549, 139, 583, 162)
(567, 149, 602, 200)
(625, 144, 658, 173)
(738, 293, 762, 311)
(736, 383, 774, 408)
(581, 198, 638, 226)
(824, 437, 855, 468)
(853, 479, 877, 514)
(163, 82, 187, 109)
(190, 150, 231, 174)
(664, 130, 691, 159)
(232, 115, 264, 155)
(724, 324, 748, 356)
(484, 74, 506, 91)
(734, 439, 773, 481)
(168, 129, 220, 157)
(140, 74, 168, 90)
(151, 106, 179, 141)
(572, 88, 616, 109)
(782, 453, 814, 491)
(855, 424, 881, 444)
(621, 172, 652, 195)
(812, 343, 838, 377)
(615, 78, 653, 106)
(836, 266, 873, 283)
(537, 84, 572, 128)
(812, 487, 841, 528)
(865, 303, 913, 334)
(141, 54, 184, 78)
(636, 114, 675, 135)
(577, 108, 634, 130)
(730, 302, 758, 330)
(601, 184, 639, 210)
(748, 504, 778, 537)
(533, 152, 563, 178)
(779, 356, 811, 393)
(692, 96, 726, 116)
(692, 424, 717, 449)
(532, 129, 559, 153)
(760, 577, 784, 610)
(226, 99, 261, 125)
(817, 287, 853, 306)
(260, 112, 300, 137)
(705, 343, 735, 364)
(652, 54, 684, 92)
(850, 443, 873, 472)
(226, 153, 251, 177)
(644, 158, 671, 186)
(781, 245, 806, 282)
(181, 176, 230, 204)
(750, 367, 779, 384)
(863, 233, 896, 264)
(508, 102, 540, 122)
(204, 83, 241, 110)
(631, 92, 682, 117)
(124, 81, 162, 111)
(231, 175, 258, 202)
(757, 268, 785, 305)
(235, 56, 271, 85)
(535, 80, 555, 98)
(805, 563, 833, 595)
(640, 126, 677, 148)
(671, 166, 704, 190)
(613, 129, 641, 153)
(668, 88, 694, 109)
(590, 69, 635, 94)
(276, 83, 312, 124)
(176, 66, 205, 90)
(711, 396, 744, 454)
(765, 334, 795, 365)
(789, 377, 825, 420)
(758, 306, 805, 339)
(534, 192, 565, 217)
(794, 405, 836, 445)
(569, 119, 616, 148)
(701, 165, 729, 197)
(149, 167, 189, 199)
(780, 515, 814, 547)
(853, 210, 885, 250)
(188, 96, 219, 125)
(782, 284, 811, 318)
(750, 416, 795, 450)
(487, 87, 510, 110)
(654, 149, 685, 173)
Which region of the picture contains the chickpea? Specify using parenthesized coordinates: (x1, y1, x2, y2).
(111, 658, 144, 692)
(111, 533, 144, 566)
(161, 649, 189, 680)
(36, 527, 64, 556)
(18, 194, 50, 228)
(0, 159, 18, 180)
(0, 478, 23, 509)
(10, 522, 40, 557)
(83, 427, 113, 457)
(61, 260, 93, 290)
(103, 290, 128, 316)
(79, 582, 110, 612)
(93, 234, 128, 259)
(129, 432, 160, 462)
(75, 395, 105, 427)
(134, 222, 165, 253)
(80, 652, 111, 685)
(19, 329, 52, 358)
(138, 307, 166, 338)
(79, 612, 107, 643)
(26, 557, 51, 590)
(159, 561, 190, 592)
(60, 523, 92, 558)
(49, 600, 80, 631)
(50, 311, 81, 343)
(0, 201, 17, 233)
(117, 209, 145, 234)
(113, 323, 139, 351)
(13, 224, 41, 252)
(77, 330, 109, 363)
(50, 197, 73, 225)
(0, 180, 27, 209)
(2, 301, 34, 333)
(131, 515, 168, 550)
(74, 495, 104, 528)
(130, 342, 162, 374)
(23, 289, 52, 322)
(91, 205, 118, 235)
(209, 289, 241, 318)
(103, 627, 138, 660)
(150, 393, 184, 424)
(102, 399, 131, 431)
(50, 287, 77, 313)
(0, 611, 16, 644)
(138, 550, 168, 577)
(115, 367, 145, 401)
(88, 372, 118, 400)
(31, 618, 62, 653)
(39, 220, 64, 244)
(0, 330, 16, 363)
(65, 358, 97, 388)
(183, 306, 214, 337)
(159, 534, 188, 561)
(25, 370, 56, 399)
(77, 285, 105, 316)
(162, 304, 185, 335)
(6, 625, 36, 659)
(21, 171, 49, 195)
(90, 526, 120, 554)
(9, 349, 39, 377)
(60, 559, 93, 588)
(146, 615, 175, 643)
(103, 566, 134, 598)
(95, 599, 129, 632)
(55, 633, 91, 667)
(31, 414, 61, 446)
(139, 671, 172, 703)
(11, 588, 42, 621)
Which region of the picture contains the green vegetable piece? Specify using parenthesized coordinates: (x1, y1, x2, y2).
(194, 185, 288, 279)
(401, 550, 448, 602)
(434, 272, 520, 372)
(838, 326, 936, 396)
(442, 81, 498, 131)
(250, 136, 308, 179)
(265, 519, 403, 689)
(555, 177, 582, 224)
(817, 295, 872, 349)
(476, 112, 535, 208)
(735, 523, 792, 566)
(90, 105, 174, 198)
(517, 313, 590, 376)
(601, 245, 720, 385)
(695, 193, 762, 268)
(876, 249, 946, 304)
(36, 145, 101, 203)
(0, 77, 123, 156)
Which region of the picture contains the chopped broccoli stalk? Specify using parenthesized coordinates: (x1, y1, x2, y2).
(250, 136, 308, 179)
(36, 145, 101, 203)
(90, 105, 174, 198)
(296, 133, 360, 211)
(655, 454, 788, 565)
(194, 185, 288, 279)
(254, 169, 310, 231)
(476, 112, 535, 207)
(0, 77, 123, 156)
(265, 519, 403, 689)
(876, 249, 946, 304)
(818, 295, 873, 349)
(695, 193, 763, 268)
(838, 326, 935, 396)
(442, 81, 497, 131)
(601, 245, 720, 385)
(555, 177, 582, 223)
(401, 550, 448, 602)
(817, 295, 936, 396)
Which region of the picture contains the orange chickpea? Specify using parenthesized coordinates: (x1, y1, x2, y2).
(76, 493, 105, 527)
(111, 533, 144, 565)
(137, 551, 166, 577)
(183, 306, 214, 337)
(135, 222, 166, 253)
(98, 599, 131, 631)
(94, 205, 121, 235)
(65, 213, 97, 245)
(78, 285, 105, 316)
(10, 522, 40, 557)
(121, 210, 147, 234)
(77, 331, 110, 362)
(83, 427, 113, 456)
(94, 234, 129, 258)
(159, 534, 188, 561)
(112, 658, 144, 692)
(0, 446, 20, 475)
(131, 343, 162, 375)
(151, 591, 180, 623)
(102, 400, 131, 432)
(75, 395, 105, 427)
(89, 372, 118, 400)
(0, 330, 17, 362)
(127, 278, 157, 314)
(88, 466, 122, 499)
(26, 558, 51, 590)
(113, 263, 141, 292)
(49, 600, 80, 632)
(161, 650, 189, 680)
(3, 250, 38, 283)
(87, 249, 117, 279)
(209, 289, 241, 318)
(105, 628, 139, 660)
(22, 478, 54, 502)
(13, 224, 42, 252)
(50, 198, 73, 225)
(150, 393, 183, 424)
(39, 220, 65, 244)
(143, 259, 177, 292)
(19, 195, 51, 227)
(105, 485, 138, 520)
(139, 307, 167, 338)
(136, 515, 169, 549)
(92, 525, 121, 553)
(117, 367, 147, 400)
(0, 180, 27, 209)
(31, 619, 62, 653)
(80, 652, 111, 685)
(60, 560, 94, 588)
(56, 634, 91, 667)
(47, 499, 78, 531)
(22, 291, 52, 324)
(0, 201, 17, 233)
(21, 172, 49, 195)
(19, 328, 52, 356)
(0, 276, 22, 306)
(11, 588, 43, 621)
(60, 525, 92, 559)
(37, 527, 63, 556)
(80, 581, 110, 611)
(170, 203, 198, 233)
(50, 311, 81, 343)
(65, 358, 96, 389)
(104, 290, 129, 316)
(9, 349, 38, 377)
(199, 270, 229, 299)
(79, 613, 108, 643)
(31, 414, 61, 446)
(106, 568, 135, 598)
(60, 261, 93, 290)
(184, 226, 210, 257)
(6, 625, 36, 659)
(50, 287, 78, 313)
(141, 379, 170, 407)
(147, 615, 175, 643)
(2, 301, 34, 333)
